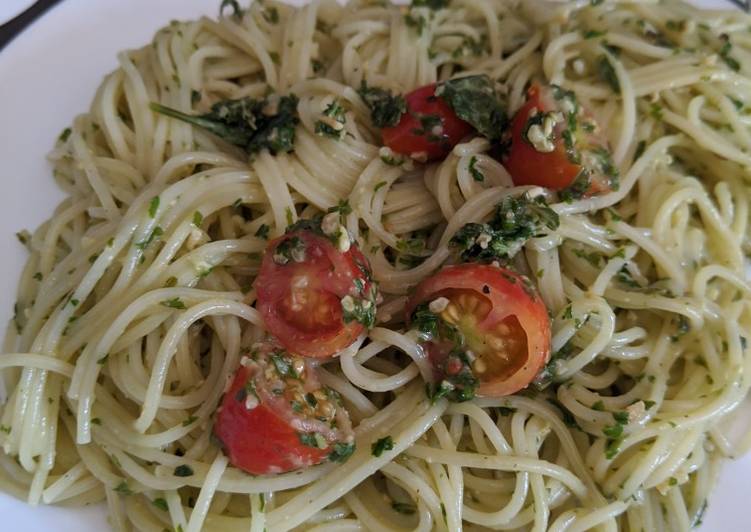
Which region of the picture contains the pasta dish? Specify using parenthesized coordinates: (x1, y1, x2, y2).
(1, 0, 750, 530)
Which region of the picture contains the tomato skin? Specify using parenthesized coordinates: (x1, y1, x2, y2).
(382, 84, 474, 161)
(214, 342, 355, 475)
(504, 85, 580, 190)
(406, 264, 550, 397)
(215, 367, 330, 475)
(503, 84, 617, 196)
(255, 228, 376, 358)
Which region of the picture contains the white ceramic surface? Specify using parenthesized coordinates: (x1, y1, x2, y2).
(0, 0, 748, 530)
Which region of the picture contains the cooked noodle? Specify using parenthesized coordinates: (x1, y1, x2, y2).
(2, 0, 751, 530)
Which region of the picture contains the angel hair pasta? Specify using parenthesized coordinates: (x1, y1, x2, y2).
(1, 0, 751, 531)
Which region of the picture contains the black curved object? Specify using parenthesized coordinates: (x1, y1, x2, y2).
(0, 0, 63, 52)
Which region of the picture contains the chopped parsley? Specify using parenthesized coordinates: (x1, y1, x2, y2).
(341, 294, 376, 329)
(371, 436, 394, 457)
(150, 94, 299, 155)
(315, 100, 347, 139)
(273, 236, 305, 264)
(468, 156, 484, 182)
(298, 432, 327, 449)
(160, 297, 186, 309)
(450, 193, 559, 262)
(254, 224, 270, 239)
(358, 82, 407, 128)
(173, 465, 194, 477)
(114, 481, 133, 495)
(263, 6, 279, 24)
(583, 29, 606, 39)
(426, 350, 479, 403)
(391, 501, 417, 514)
(720, 39, 741, 72)
(148, 196, 160, 218)
(328, 441, 356, 462)
(192, 211, 203, 227)
(152, 498, 169, 511)
(597, 55, 620, 93)
(270, 352, 299, 379)
(134, 226, 164, 250)
(435, 75, 507, 141)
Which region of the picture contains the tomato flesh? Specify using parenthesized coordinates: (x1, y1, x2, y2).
(407, 264, 550, 397)
(214, 342, 354, 475)
(503, 84, 618, 197)
(255, 226, 376, 358)
(382, 84, 474, 161)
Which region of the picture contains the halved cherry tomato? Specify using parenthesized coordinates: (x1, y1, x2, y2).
(503, 84, 618, 198)
(214, 340, 355, 475)
(406, 263, 550, 397)
(382, 84, 474, 162)
(254, 221, 377, 358)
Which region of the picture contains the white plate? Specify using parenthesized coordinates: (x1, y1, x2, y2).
(0, 0, 749, 530)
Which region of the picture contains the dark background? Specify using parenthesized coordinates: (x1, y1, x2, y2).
(0, 0, 63, 51)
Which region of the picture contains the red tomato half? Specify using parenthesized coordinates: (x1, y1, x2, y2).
(503, 84, 618, 198)
(382, 84, 474, 162)
(255, 224, 377, 358)
(214, 341, 355, 475)
(406, 263, 551, 397)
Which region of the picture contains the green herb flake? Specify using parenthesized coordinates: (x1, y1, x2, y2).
(315, 99, 347, 139)
(114, 481, 133, 496)
(720, 39, 741, 72)
(173, 465, 194, 477)
(298, 432, 325, 449)
(392, 501, 417, 514)
(255, 224, 270, 240)
(263, 6, 279, 24)
(161, 297, 186, 310)
(468, 156, 484, 182)
(358, 82, 406, 128)
(597, 55, 620, 93)
(134, 226, 164, 250)
(435, 75, 507, 141)
(583, 29, 606, 39)
(341, 294, 376, 329)
(605, 437, 623, 459)
(650, 103, 663, 121)
(450, 193, 559, 262)
(328, 441, 356, 462)
(153, 498, 169, 511)
(150, 93, 299, 155)
(371, 436, 394, 457)
(192, 211, 203, 227)
(148, 196, 160, 218)
(603, 420, 623, 439)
